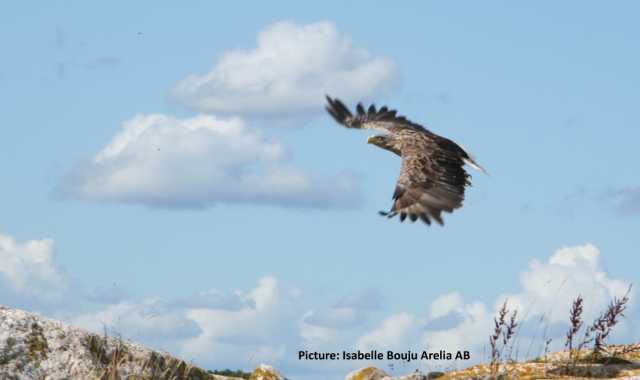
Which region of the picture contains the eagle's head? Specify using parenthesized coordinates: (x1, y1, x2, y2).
(367, 135, 386, 146)
(368, 135, 401, 155)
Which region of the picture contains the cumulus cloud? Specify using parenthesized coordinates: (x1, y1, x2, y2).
(0, 234, 69, 309)
(6, 240, 635, 379)
(352, 243, 634, 367)
(67, 277, 302, 370)
(300, 288, 386, 349)
(500, 243, 631, 324)
(67, 277, 379, 376)
(429, 292, 464, 320)
(56, 114, 360, 209)
(301, 288, 384, 333)
(73, 299, 201, 348)
(422, 299, 493, 353)
(179, 277, 304, 369)
(354, 298, 492, 359)
(357, 313, 421, 351)
(423, 292, 466, 331)
(172, 21, 398, 120)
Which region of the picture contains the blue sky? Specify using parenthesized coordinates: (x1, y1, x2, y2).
(1, 1, 639, 379)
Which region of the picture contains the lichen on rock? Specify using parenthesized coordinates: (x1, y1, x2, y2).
(345, 366, 389, 380)
(0, 305, 243, 380)
(249, 364, 284, 380)
(26, 321, 49, 364)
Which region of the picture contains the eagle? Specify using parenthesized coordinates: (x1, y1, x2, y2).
(325, 96, 486, 225)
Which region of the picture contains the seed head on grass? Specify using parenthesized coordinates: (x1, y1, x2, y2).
(592, 286, 632, 355)
(504, 309, 518, 346)
(489, 300, 519, 376)
(490, 301, 509, 366)
(565, 295, 584, 354)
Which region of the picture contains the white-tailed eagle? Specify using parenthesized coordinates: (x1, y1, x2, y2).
(325, 96, 486, 225)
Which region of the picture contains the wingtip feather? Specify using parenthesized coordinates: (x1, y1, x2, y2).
(463, 157, 489, 176)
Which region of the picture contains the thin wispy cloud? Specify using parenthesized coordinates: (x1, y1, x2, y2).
(334, 288, 384, 310)
(83, 56, 121, 70)
(55, 26, 67, 50)
(605, 186, 640, 216)
(86, 283, 128, 305)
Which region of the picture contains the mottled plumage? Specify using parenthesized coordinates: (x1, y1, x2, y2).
(325, 96, 485, 226)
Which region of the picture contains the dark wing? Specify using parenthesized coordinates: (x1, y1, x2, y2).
(380, 133, 472, 225)
(325, 95, 424, 133)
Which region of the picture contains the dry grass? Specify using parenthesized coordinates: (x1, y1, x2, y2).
(488, 300, 519, 378)
(81, 331, 219, 380)
(440, 286, 637, 380)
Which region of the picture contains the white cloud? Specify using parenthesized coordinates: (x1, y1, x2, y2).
(172, 21, 398, 120)
(500, 243, 631, 324)
(73, 299, 201, 347)
(5, 240, 635, 379)
(423, 300, 493, 353)
(57, 114, 360, 209)
(352, 244, 634, 368)
(302, 289, 384, 331)
(179, 277, 304, 369)
(299, 322, 339, 347)
(64, 277, 303, 371)
(0, 234, 68, 308)
(357, 313, 422, 352)
(429, 292, 464, 319)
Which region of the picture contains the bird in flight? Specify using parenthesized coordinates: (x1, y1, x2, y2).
(325, 96, 486, 226)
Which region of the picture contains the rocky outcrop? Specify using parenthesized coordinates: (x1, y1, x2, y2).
(345, 366, 390, 380)
(249, 364, 284, 380)
(345, 367, 443, 380)
(0, 305, 242, 380)
(344, 347, 640, 380)
(3, 305, 640, 380)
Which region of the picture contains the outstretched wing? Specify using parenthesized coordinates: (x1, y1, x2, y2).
(325, 95, 484, 226)
(380, 135, 472, 225)
(325, 96, 424, 133)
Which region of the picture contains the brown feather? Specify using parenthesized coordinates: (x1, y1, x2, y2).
(325, 96, 483, 226)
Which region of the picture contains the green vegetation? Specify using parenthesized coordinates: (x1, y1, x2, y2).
(26, 322, 49, 364)
(209, 369, 252, 379)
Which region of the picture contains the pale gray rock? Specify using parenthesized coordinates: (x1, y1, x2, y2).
(345, 366, 389, 379)
(0, 305, 241, 380)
